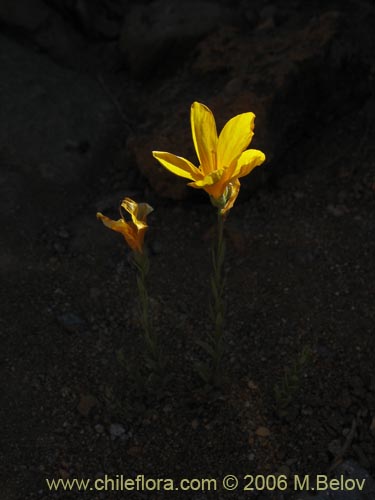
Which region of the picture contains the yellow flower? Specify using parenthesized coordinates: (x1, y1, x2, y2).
(97, 197, 153, 253)
(152, 102, 265, 214)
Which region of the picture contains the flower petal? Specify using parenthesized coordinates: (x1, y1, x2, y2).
(233, 149, 266, 179)
(122, 198, 153, 226)
(188, 167, 227, 199)
(152, 151, 201, 181)
(121, 197, 137, 218)
(217, 112, 255, 169)
(190, 102, 218, 175)
(135, 202, 154, 223)
(96, 212, 128, 234)
(97, 212, 140, 252)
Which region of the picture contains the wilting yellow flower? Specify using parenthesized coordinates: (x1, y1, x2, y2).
(153, 102, 265, 214)
(97, 197, 153, 253)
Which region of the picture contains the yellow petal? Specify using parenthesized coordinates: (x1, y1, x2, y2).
(121, 197, 137, 217)
(97, 212, 141, 252)
(217, 112, 255, 169)
(121, 197, 153, 227)
(233, 149, 266, 179)
(97, 212, 128, 234)
(190, 102, 218, 174)
(152, 151, 201, 181)
(188, 167, 229, 199)
(135, 202, 153, 221)
(130, 226, 147, 253)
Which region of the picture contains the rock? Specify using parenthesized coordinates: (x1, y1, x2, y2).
(328, 438, 342, 456)
(58, 312, 86, 333)
(248, 380, 259, 391)
(294, 460, 375, 499)
(370, 416, 375, 435)
(242, 6, 258, 28)
(0, 34, 115, 181)
(353, 444, 371, 470)
(0, 0, 51, 32)
(191, 419, 199, 429)
(109, 423, 126, 440)
(36, 12, 95, 67)
(119, 0, 230, 77)
(57, 227, 70, 239)
(69, 1, 121, 39)
(89, 287, 101, 301)
(191, 10, 365, 171)
(0, 0, 90, 65)
(349, 376, 364, 390)
(127, 132, 191, 200)
(0, 0, 122, 70)
(277, 464, 290, 476)
(77, 394, 98, 417)
(327, 204, 349, 217)
(126, 445, 143, 457)
(259, 4, 278, 22)
(129, 9, 372, 200)
(337, 390, 352, 409)
(255, 426, 271, 437)
(0, 33, 122, 268)
(94, 424, 104, 434)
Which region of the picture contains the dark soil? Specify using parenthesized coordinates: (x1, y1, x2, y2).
(1, 1, 374, 499)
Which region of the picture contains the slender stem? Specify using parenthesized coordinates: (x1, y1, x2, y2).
(134, 251, 161, 375)
(210, 210, 226, 384)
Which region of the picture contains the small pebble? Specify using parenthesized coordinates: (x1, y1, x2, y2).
(109, 423, 126, 440)
(256, 426, 271, 437)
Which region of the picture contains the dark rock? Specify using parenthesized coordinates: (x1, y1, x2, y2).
(0, 0, 51, 32)
(127, 129, 192, 201)
(119, 0, 231, 77)
(57, 312, 86, 333)
(241, 5, 259, 28)
(70, 1, 121, 39)
(0, 34, 116, 185)
(0, 0, 90, 65)
(128, 9, 372, 200)
(109, 423, 126, 440)
(353, 444, 371, 470)
(349, 376, 364, 391)
(33, 12, 88, 65)
(259, 4, 278, 21)
(328, 438, 342, 456)
(0, 34, 122, 265)
(371, 416, 375, 436)
(77, 393, 98, 417)
(0, 0, 122, 70)
(293, 460, 375, 499)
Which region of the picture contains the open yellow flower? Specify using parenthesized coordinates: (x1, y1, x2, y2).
(97, 197, 153, 253)
(152, 102, 265, 214)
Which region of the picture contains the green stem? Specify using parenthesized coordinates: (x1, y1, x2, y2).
(210, 210, 226, 384)
(134, 251, 161, 375)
